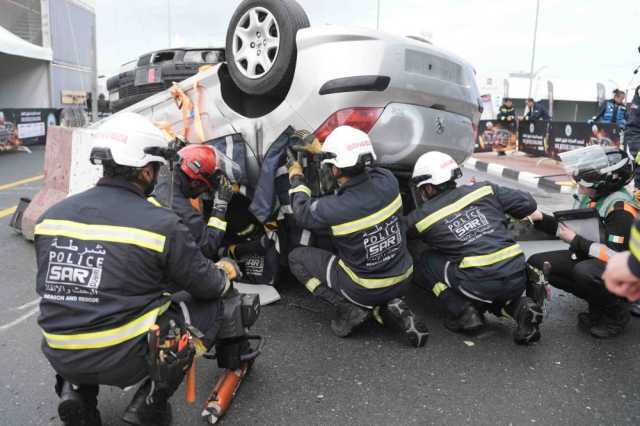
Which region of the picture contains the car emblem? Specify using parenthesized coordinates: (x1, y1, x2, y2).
(434, 116, 445, 135)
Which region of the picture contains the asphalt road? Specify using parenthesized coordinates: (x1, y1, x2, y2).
(0, 148, 638, 426)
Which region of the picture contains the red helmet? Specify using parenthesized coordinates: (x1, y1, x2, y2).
(178, 144, 218, 189)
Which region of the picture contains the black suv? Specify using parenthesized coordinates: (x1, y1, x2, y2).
(107, 48, 225, 112)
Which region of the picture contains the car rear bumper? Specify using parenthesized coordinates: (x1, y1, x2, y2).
(368, 103, 474, 171)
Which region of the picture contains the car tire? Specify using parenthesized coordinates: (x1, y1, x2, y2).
(225, 0, 309, 97)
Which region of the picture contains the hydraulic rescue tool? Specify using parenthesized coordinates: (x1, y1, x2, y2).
(201, 285, 263, 424)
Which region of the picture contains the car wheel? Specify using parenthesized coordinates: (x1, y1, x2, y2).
(225, 0, 309, 97)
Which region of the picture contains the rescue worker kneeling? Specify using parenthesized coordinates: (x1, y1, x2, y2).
(35, 113, 244, 426)
(287, 126, 429, 347)
(406, 151, 543, 344)
(528, 145, 637, 338)
(150, 143, 234, 259)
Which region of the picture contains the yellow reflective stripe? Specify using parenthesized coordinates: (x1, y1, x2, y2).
(207, 216, 227, 231)
(372, 306, 384, 325)
(304, 277, 321, 293)
(459, 244, 523, 269)
(289, 185, 311, 197)
(630, 226, 640, 262)
(338, 259, 413, 289)
(432, 282, 448, 297)
(35, 219, 166, 253)
(331, 195, 402, 236)
(147, 196, 162, 207)
(416, 186, 494, 233)
(42, 301, 171, 350)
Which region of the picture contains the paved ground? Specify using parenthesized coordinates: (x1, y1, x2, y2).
(1, 148, 639, 426)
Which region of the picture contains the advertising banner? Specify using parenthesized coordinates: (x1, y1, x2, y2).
(0, 109, 60, 146)
(517, 121, 548, 156)
(547, 122, 622, 159)
(475, 120, 517, 153)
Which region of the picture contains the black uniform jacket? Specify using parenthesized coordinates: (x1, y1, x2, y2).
(289, 167, 413, 290)
(150, 169, 226, 260)
(406, 182, 536, 283)
(35, 177, 228, 376)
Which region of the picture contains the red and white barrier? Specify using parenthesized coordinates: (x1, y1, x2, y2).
(21, 126, 101, 239)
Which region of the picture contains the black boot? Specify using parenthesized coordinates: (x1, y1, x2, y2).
(511, 297, 543, 345)
(56, 379, 101, 426)
(590, 304, 630, 339)
(314, 286, 370, 337)
(122, 379, 172, 426)
(578, 304, 604, 330)
(380, 298, 429, 347)
(444, 303, 484, 333)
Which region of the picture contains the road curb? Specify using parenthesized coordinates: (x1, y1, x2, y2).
(464, 157, 574, 194)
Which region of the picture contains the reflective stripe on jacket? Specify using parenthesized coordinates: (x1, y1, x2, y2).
(290, 167, 413, 289)
(35, 177, 228, 372)
(406, 182, 537, 283)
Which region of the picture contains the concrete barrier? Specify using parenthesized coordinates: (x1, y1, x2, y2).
(21, 126, 101, 240)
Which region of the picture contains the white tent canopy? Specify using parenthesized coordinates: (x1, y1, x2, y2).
(0, 24, 52, 62)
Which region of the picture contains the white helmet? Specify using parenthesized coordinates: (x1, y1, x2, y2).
(321, 125, 377, 169)
(412, 151, 461, 188)
(90, 112, 168, 168)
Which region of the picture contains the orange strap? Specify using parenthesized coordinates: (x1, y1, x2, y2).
(192, 79, 206, 144)
(597, 245, 609, 262)
(170, 83, 193, 140)
(623, 202, 638, 218)
(154, 121, 178, 141)
(190, 198, 203, 213)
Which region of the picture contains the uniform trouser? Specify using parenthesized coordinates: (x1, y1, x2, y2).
(288, 246, 408, 308)
(48, 293, 222, 392)
(414, 250, 526, 317)
(528, 250, 626, 310)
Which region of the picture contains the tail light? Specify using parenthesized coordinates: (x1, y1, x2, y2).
(313, 107, 384, 142)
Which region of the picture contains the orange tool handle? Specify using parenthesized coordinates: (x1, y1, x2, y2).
(186, 359, 197, 404)
(214, 368, 244, 413)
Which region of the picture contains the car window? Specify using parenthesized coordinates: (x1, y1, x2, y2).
(153, 51, 176, 63)
(183, 50, 223, 64)
(137, 54, 151, 66)
(183, 50, 207, 63)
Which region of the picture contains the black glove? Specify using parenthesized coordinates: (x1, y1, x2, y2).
(213, 174, 233, 213)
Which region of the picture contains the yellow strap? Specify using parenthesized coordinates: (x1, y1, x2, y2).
(35, 219, 166, 253)
(304, 277, 322, 293)
(147, 196, 162, 207)
(289, 185, 312, 197)
(416, 186, 494, 233)
(331, 195, 402, 236)
(207, 216, 227, 231)
(432, 282, 448, 297)
(338, 259, 413, 289)
(42, 301, 171, 350)
(459, 243, 523, 269)
(630, 226, 640, 262)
